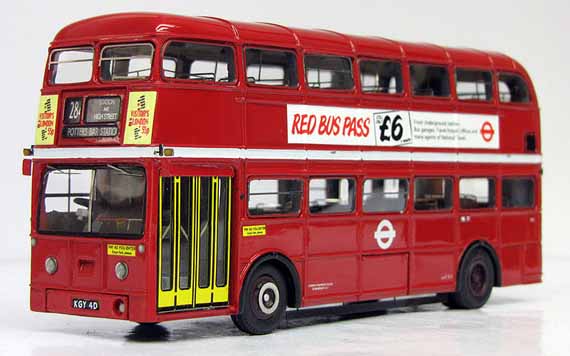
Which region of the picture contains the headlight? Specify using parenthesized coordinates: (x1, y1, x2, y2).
(45, 257, 58, 275)
(115, 262, 129, 280)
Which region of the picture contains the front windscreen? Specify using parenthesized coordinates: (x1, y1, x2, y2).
(38, 165, 146, 237)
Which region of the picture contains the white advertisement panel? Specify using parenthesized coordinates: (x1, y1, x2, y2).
(287, 104, 499, 149)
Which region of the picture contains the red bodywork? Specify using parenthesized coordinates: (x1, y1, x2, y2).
(28, 13, 541, 323)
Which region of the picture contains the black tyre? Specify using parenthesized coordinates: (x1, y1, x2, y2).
(231, 265, 287, 335)
(447, 248, 495, 309)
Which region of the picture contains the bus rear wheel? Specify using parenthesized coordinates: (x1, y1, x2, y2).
(231, 265, 287, 335)
(447, 248, 495, 309)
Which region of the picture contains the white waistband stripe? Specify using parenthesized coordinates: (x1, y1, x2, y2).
(31, 146, 542, 165)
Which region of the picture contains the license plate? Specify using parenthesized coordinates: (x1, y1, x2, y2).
(72, 298, 100, 310)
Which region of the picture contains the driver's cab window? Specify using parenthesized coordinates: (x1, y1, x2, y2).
(38, 166, 146, 236)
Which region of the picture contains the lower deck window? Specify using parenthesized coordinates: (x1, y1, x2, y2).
(460, 178, 496, 209)
(502, 177, 535, 208)
(309, 178, 355, 214)
(414, 177, 453, 211)
(38, 165, 146, 236)
(248, 179, 303, 216)
(363, 178, 408, 212)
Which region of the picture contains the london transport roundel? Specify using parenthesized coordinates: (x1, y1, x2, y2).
(374, 219, 396, 250)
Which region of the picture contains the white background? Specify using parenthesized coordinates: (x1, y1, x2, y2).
(1, 0, 569, 354)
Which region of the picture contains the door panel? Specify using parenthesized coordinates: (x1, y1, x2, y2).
(176, 177, 193, 306)
(158, 177, 176, 308)
(158, 175, 232, 311)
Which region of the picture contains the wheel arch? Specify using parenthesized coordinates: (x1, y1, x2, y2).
(458, 241, 502, 287)
(238, 252, 302, 310)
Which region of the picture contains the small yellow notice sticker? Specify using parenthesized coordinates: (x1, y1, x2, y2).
(242, 225, 267, 237)
(123, 91, 157, 145)
(107, 244, 136, 257)
(35, 95, 59, 145)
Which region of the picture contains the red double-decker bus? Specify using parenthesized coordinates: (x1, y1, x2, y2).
(24, 13, 542, 335)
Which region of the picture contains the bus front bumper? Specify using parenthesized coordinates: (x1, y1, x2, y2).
(31, 287, 130, 320)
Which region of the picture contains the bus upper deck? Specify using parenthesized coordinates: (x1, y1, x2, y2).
(32, 12, 540, 158)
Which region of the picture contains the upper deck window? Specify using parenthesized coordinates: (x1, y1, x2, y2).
(49, 47, 94, 84)
(456, 69, 493, 101)
(100, 43, 154, 81)
(245, 48, 298, 87)
(305, 54, 354, 90)
(162, 41, 235, 82)
(410, 64, 450, 97)
(359, 59, 403, 94)
(498, 73, 531, 103)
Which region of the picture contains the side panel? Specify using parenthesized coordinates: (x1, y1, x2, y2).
(360, 202, 410, 298)
(360, 254, 408, 298)
(306, 210, 360, 300)
(155, 87, 243, 147)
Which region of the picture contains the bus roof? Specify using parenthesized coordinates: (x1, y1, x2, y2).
(53, 12, 526, 73)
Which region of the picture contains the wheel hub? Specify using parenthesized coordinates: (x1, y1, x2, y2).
(469, 263, 487, 297)
(258, 281, 279, 315)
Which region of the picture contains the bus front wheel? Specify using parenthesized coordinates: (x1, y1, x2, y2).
(231, 264, 287, 335)
(447, 248, 495, 309)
